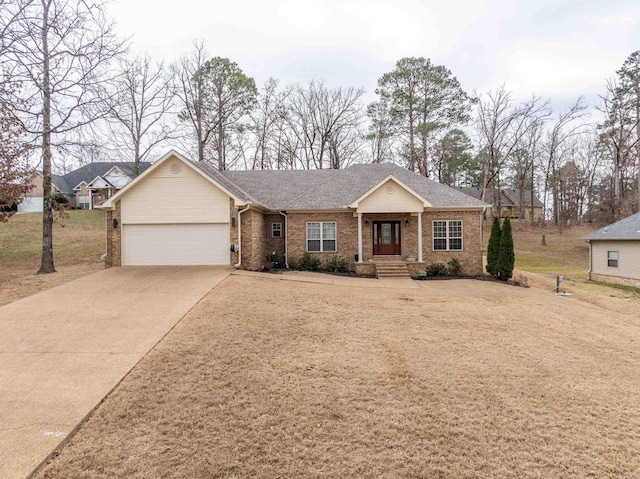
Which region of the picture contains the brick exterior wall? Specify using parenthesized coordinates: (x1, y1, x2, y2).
(105, 200, 121, 268)
(422, 210, 483, 276)
(264, 213, 286, 259)
(240, 209, 266, 270)
(287, 212, 359, 266)
(282, 209, 483, 276)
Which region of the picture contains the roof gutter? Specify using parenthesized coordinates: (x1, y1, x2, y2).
(234, 205, 251, 268)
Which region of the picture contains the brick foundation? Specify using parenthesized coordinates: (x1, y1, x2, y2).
(590, 273, 640, 289)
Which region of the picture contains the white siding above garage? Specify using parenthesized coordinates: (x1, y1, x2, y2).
(121, 159, 230, 224)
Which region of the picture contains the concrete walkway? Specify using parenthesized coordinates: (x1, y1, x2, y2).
(232, 269, 421, 289)
(0, 266, 230, 479)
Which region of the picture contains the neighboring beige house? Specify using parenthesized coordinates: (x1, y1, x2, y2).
(457, 187, 543, 221)
(99, 150, 489, 278)
(583, 212, 640, 288)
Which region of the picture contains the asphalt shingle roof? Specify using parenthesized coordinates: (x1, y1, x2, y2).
(52, 162, 151, 193)
(215, 162, 488, 210)
(582, 212, 640, 241)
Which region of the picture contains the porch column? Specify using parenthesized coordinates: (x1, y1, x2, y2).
(417, 212, 423, 263)
(357, 212, 363, 263)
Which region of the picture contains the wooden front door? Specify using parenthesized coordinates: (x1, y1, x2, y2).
(373, 221, 401, 255)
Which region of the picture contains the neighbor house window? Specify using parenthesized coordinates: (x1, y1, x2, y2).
(433, 220, 463, 251)
(307, 222, 336, 252)
(607, 250, 618, 267)
(272, 222, 282, 238)
(78, 195, 90, 209)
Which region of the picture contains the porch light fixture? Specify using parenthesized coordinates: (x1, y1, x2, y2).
(112, 218, 118, 229)
(405, 219, 409, 226)
(231, 217, 237, 227)
(364, 219, 369, 225)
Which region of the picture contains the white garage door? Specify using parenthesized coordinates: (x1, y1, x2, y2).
(18, 196, 43, 213)
(122, 224, 230, 266)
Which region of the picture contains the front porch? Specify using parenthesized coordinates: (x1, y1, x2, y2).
(355, 212, 424, 265)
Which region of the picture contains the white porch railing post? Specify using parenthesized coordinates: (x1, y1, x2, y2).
(357, 212, 363, 263)
(418, 212, 423, 263)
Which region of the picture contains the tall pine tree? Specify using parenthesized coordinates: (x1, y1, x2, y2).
(486, 216, 501, 277)
(496, 217, 515, 280)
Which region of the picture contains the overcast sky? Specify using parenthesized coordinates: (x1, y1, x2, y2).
(111, 0, 639, 115)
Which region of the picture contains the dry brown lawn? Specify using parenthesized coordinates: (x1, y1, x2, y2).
(0, 211, 104, 306)
(36, 273, 640, 478)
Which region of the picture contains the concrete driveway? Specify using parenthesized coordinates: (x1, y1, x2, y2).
(0, 266, 230, 479)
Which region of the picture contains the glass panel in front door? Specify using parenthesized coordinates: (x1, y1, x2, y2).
(381, 223, 391, 244)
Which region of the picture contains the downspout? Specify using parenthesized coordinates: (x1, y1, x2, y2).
(279, 211, 288, 268)
(481, 206, 487, 249)
(587, 240, 592, 281)
(234, 205, 250, 268)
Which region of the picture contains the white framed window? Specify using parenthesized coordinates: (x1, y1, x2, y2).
(433, 220, 463, 251)
(607, 250, 618, 268)
(272, 222, 282, 238)
(307, 222, 336, 252)
(78, 195, 90, 209)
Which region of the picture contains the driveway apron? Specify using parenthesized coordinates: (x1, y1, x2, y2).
(0, 266, 230, 479)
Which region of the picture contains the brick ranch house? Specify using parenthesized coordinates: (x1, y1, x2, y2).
(99, 150, 489, 277)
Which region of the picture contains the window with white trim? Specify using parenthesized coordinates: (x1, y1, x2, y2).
(272, 222, 282, 238)
(78, 195, 90, 209)
(607, 250, 618, 267)
(433, 220, 463, 251)
(307, 222, 336, 252)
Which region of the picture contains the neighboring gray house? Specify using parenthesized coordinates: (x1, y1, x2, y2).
(53, 162, 151, 209)
(583, 212, 640, 288)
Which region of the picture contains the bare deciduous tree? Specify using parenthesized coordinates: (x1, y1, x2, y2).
(540, 98, 587, 243)
(107, 54, 176, 175)
(285, 80, 365, 169)
(476, 86, 550, 216)
(1, 0, 125, 273)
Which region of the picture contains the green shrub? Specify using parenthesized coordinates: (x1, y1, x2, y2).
(300, 252, 321, 271)
(426, 262, 448, 277)
(266, 253, 285, 268)
(288, 252, 321, 271)
(53, 192, 69, 205)
(496, 217, 515, 280)
(447, 258, 463, 277)
(323, 256, 348, 273)
(287, 255, 300, 270)
(486, 216, 501, 277)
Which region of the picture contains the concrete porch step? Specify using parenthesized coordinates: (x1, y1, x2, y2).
(374, 262, 410, 278)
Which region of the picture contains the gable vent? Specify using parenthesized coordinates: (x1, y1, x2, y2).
(169, 162, 181, 174)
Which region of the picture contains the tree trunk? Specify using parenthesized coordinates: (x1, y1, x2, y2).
(636, 103, 640, 212)
(38, 0, 56, 274)
(408, 110, 416, 172)
(530, 161, 535, 226)
(217, 116, 224, 170)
